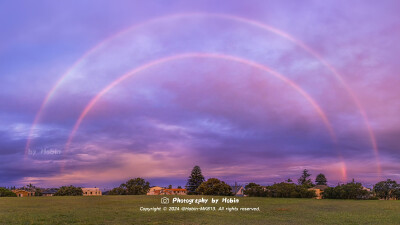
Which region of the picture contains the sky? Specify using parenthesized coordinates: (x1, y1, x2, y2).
(1, 0, 399, 189)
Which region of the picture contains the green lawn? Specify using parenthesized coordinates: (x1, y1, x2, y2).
(0, 196, 399, 225)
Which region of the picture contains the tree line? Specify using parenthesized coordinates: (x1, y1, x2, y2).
(1, 167, 400, 199)
(244, 169, 400, 200)
(108, 165, 233, 196)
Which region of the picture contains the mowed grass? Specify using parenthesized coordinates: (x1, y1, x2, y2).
(0, 196, 399, 225)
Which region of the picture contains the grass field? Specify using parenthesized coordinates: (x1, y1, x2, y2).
(1, 196, 399, 225)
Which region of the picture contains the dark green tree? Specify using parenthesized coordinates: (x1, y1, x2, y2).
(315, 173, 327, 185)
(35, 189, 43, 196)
(186, 165, 205, 194)
(167, 185, 173, 189)
(244, 183, 267, 197)
(108, 187, 127, 195)
(298, 169, 313, 187)
(0, 187, 17, 197)
(121, 178, 150, 195)
(196, 178, 232, 196)
(109, 178, 150, 195)
(177, 186, 182, 189)
(54, 186, 83, 196)
(266, 182, 316, 198)
(373, 179, 400, 200)
(323, 181, 370, 199)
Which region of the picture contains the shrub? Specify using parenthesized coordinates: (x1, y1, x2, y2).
(196, 178, 232, 196)
(244, 183, 267, 197)
(0, 187, 17, 197)
(323, 182, 370, 199)
(266, 182, 316, 198)
(109, 178, 150, 195)
(54, 186, 83, 196)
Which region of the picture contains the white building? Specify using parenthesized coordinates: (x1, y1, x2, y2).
(82, 188, 102, 196)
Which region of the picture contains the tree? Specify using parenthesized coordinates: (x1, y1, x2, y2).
(177, 186, 182, 189)
(34, 188, 43, 196)
(266, 182, 315, 198)
(196, 178, 232, 196)
(286, 178, 293, 183)
(298, 169, 313, 187)
(186, 165, 205, 195)
(0, 187, 17, 197)
(54, 186, 83, 196)
(374, 179, 400, 200)
(122, 178, 150, 195)
(108, 187, 126, 195)
(22, 183, 43, 196)
(109, 178, 150, 195)
(323, 181, 370, 199)
(167, 185, 172, 189)
(315, 173, 327, 185)
(244, 183, 267, 197)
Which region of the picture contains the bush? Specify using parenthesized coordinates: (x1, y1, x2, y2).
(244, 183, 267, 197)
(373, 179, 400, 200)
(266, 182, 316, 198)
(54, 186, 83, 196)
(109, 178, 150, 195)
(196, 178, 232, 196)
(0, 187, 17, 197)
(323, 182, 370, 199)
(244, 182, 315, 198)
(108, 187, 127, 195)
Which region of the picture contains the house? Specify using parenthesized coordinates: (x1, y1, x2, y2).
(147, 187, 187, 195)
(308, 185, 329, 199)
(231, 185, 245, 197)
(147, 186, 164, 195)
(82, 188, 102, 196)
(161, 188, 187, 195)
(362, 186, 372, 192)
(42, 188, 58, 196)
(12, 189, 35, 197)
(361, 186, 375, 199)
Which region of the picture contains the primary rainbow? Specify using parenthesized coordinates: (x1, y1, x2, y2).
(62, 52, 339, 172)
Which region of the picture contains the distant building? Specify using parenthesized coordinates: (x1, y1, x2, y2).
(161, 188, 187, 195)
(308, 185, 329, 199)
(231, 185, 245, 197)
(362, 186, 372, 192)
(147, 187, 187, 195)
(12, 189, 35, 197)
(147, 186, 164, 195)
(82, 188, 102, 196)
(42, 188, 58, 197)
(361, 186, 375, 199)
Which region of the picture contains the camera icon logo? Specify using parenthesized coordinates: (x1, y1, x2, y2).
(161, 197, 169, 204)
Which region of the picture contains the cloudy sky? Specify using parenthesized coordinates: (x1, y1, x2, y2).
(1, 0, 399, 189)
